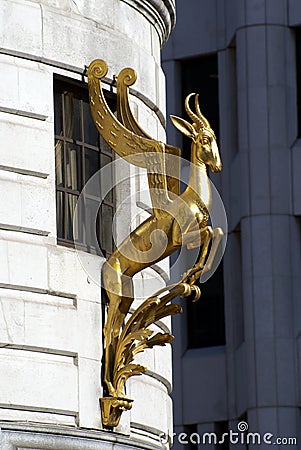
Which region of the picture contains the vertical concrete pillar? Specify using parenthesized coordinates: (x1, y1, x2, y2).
(235, 1, 299, 445)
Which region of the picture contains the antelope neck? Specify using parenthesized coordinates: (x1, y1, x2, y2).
(188, 160, 212, 210)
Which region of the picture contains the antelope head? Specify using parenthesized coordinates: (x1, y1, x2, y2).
(170, 93, 222, 173)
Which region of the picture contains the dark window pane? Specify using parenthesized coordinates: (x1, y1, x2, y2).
(55, 140, 64, 187)
(54, 91, 63, 136)
(66, 193, 78, 241)
(64, 93, 81, 141)
(56, 191, 64, 239)
(187, 262, 225, 348)
(83, 101, 99, 146)
(100, 135, 113, 154)
(100, 153, 112, 167)
(85, 197, 101, 251)
(104, 190, 113, 204)
(101, 204, 114, 253)
(100, 153, 113, 202)
(73, 195, 85, 246)
(66, 144, 81, 190)
(180, 55, 225, 348)
(181, 55, 219, 159)
(85, 148, 100, 182)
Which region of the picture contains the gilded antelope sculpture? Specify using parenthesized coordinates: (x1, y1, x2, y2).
(87, 59, 224, 427)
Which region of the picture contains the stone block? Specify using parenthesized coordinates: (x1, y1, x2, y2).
(130, 374, 171, 436)
(0, 347, 78, 412)
(0, 0, 42, 55)
(20, 177, 56, 235)
(157, 65, 167, 119)
(0, 408, 75, 425)
(0, 113, 53, 176)
(0, 172, 22, 225)
(0, 170, 55, 234)
(18, 63, 52, 118)
(154, 342, 172, 386)
(133, 346, 155, 374)
(24, 292, 78, 352)
(48, 246, 103, 302)
(77, 356, 102, 429)
(74, 0, 115, 29)
(0, 240, 9, 282)
(0, 60, 19, 110)
(0, 293, 25, 344)
(135, 99, 158, 138)
(42, 6, 158, 106)
(77, 298, 102, 360)
(151, 26, 160, 63)
(4, 240, 48, 290)
(117, 2, 152, 55)
(133, 268, 166, 303)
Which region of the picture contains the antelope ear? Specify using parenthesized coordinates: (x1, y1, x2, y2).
(170, 115, 196, 139)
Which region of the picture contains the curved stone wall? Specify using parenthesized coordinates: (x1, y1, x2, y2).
(0, 0, 174, 447)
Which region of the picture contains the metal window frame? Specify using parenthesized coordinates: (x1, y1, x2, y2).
(54, 75, 115, 257)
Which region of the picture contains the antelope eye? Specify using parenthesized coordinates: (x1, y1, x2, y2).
(202, 136, 210, 145)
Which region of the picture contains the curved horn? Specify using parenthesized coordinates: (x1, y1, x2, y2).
(195, 94, 210, 128)
(185, 93, 202, 127)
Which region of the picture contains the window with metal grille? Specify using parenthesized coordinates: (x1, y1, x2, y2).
(54, 76, 115, 256)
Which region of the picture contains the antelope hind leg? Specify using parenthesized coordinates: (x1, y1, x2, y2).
(102, 259, 124, 396)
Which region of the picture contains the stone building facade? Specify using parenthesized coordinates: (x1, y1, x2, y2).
(0, 0, 175, 448)
(163, 0, 301, 448)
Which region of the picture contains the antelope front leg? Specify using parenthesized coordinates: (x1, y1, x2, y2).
(181, 226, 213, 285)
(202, 227, 224, 273)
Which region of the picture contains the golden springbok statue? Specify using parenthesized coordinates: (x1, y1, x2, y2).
(87, 59, 224, 427)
